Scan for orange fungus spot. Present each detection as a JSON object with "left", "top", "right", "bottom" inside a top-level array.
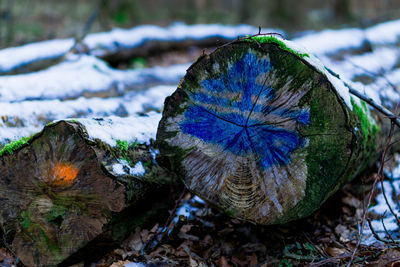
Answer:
[{"left": 52, "top": 163, "right": 79, "bottom": 187}]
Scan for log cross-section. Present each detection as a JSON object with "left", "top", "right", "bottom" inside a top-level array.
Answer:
[
  {"left": 0, "top": 114, "right": 176, "bottom": 266},
  {"left": 157, "top": 37, "right": 379, "bottom": 225}
]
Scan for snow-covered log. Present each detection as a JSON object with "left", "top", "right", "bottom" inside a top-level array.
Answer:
[
  {"left": 0, "top": 113, "right": 180, "bottom": 267},
  {"left": 0, "top": 85, "right": 176, "bottom": 145},
  {"left": 156, "top": 36, "right": 389, "bottom": 225},
  {"left": 0, "top": 24, "right": 266, "bottom": 75},
  {"left": 0, "top": 56, "right": 186, "bottom": 102},
  {"left": 1, "top": 19, "right": 399, "bottom": 76}
]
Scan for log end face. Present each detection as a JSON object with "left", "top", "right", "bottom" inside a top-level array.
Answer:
[
  {"left": 158, "top": 41, "right": 359, "bottom": 224},
  {"left": 0, "top": 121, "right": 126, "bottom": 266}
]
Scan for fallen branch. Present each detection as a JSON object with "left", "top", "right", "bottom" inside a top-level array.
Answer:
[{"left": 347, "top": 112, "right": 397, "bottom": 266}]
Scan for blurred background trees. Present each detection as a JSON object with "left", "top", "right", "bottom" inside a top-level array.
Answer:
[{"left": 0, "top": 0, "right": 399, "bottom": 48}]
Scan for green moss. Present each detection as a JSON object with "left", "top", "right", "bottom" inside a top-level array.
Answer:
[
  {"left": 243, "top": 35, "right": 310, "bottom": 58},
  {"left": 0, "top": 136, "right": 32, "bottom": 157},
  {"left": 117, "top": 139, "right": 130, "bottom": 163},
  {"left": 143, "top": 161, "right": 151, "bottom": 167},
  {"left": 372, "top": 123, "right": 380, "bottom": 139},
  {"left": 20, "top": 210, "right": 32, "bottom": 229},
  {"left": 225, "top": 209, "right": 236, "bottom": 217},
  {"left": 351, "top": 97, "right": 376, "bottom": 148}
]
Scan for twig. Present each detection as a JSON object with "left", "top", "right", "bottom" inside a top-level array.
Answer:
[
  {"left": 380, "top": 176, "right": 400, "bottom": 226},
  {"left": 347, "top": 113, "right": 397, "bottom": 266},
  {"left": 5, "top": 0, "right": 14, "bottom": 46},
  {"left": 142, "top": 188, "right": 187, "bottom": 254},
  {"left": 381, "top": 212, "right": 397, "bottom": 243},
  {"left": 325, "top": 67, "right": 400, "bottom": 128},
  {"left": 214, "top": 30, "right": 285, "bottom": 53},
  {"left": 367, "top": 218, "right": 385, "bottom": 242},
  {"left": 388, "top": 179, "right": 400, "bottom": 210},
  {"left": 70, "top": 0, "right": 105, "bottom": 54},
  {"left": 367, "top": 216, "right": 400, "bottom": 244},
  {"left": 310, "top": 253, "right": 351, "bottom": 267}
]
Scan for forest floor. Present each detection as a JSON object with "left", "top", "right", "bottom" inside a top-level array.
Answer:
[
  {"left": 92, "top": 162, "right": 400, "bottom": 267},
  {"left": 1, "top": 162, "right": 395, "bottom": 266}
]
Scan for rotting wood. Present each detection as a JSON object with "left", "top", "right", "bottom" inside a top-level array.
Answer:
[
  {"left": 0, "top": 114, "right": 180, "bottom": 266},
  {"left": 156, "top": 36, "right": 389, "bottom": 225}
]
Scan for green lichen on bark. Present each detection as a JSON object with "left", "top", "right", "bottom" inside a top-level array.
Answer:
[{"left": 351, "top": 96, "right": 380, "bottom": 148}]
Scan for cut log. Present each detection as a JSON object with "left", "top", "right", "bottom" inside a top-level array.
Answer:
[
  {"left": 0, "top": 113, "right": 178, "bottom": 266},
  {"left": 157, "top": 36, "right": 384, "bottom": 225}
]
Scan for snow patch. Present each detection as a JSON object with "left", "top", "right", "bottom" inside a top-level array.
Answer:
[
  {"left": 364, "top": 155, "right": 400, "bottom": 245},
  {"left": 125, "top": 262, "right": 146, "bottom": 267},
  {"left": 112, "top": 160, "right": 146, "bottom": 177},
  {"left": 295, "top": 28, "right": 365, "bottom": 55},
  {"left": 323, "top": 47, "right": 400, "bottom": 81},
  {"left": 72, "top": 112, "right": 161, "bottom": 147}
]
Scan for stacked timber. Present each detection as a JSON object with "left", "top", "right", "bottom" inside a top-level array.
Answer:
[{"left": 0, "top": 20, "right": 399, "bottom": 266}]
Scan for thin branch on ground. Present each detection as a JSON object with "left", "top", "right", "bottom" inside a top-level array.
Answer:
[
  {"left": 381, "top": 212, "right": 397, "bottom": 243},
  {"left": 214, "top": 30, "right": 285, "bottom": 53},
  {"left": 367, "top": 216, "right": 400, "bottom": 244},
  {"left": 347, "top": 117, "right": 397, "bottom": 266},
  {"left": 388, "top": 179, "right": 400, "bottom": 210},
  {"left": 380, "top": 177, "right": 400, "bottom": 226},
  {"left": 142, "top": 188, "right": 187, "bottom": 254},
  {"left": 70, "top": 0, "right": 106, "bottom": 54},
  {"left": 325, "top": 67, "right": 400, "bottom": 128}
]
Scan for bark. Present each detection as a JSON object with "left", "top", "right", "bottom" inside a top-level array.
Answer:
[
  {"left": 0, "top": 115, "right": 178, "bottom": 266},
  {"left": 156, "top": 37, "right": 384, "bottom": 225}
]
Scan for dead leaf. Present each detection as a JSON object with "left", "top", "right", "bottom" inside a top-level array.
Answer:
[
  {"left": 368, "top": 248, "right": 400, "bottom": 266},
  {"left": 124, "top": 227, "right": 144, "bottom": 252},
  {"left": 335, "top": 224, "right": 351, "bottom": 243},
  {"left": 342, "top": 196, "right": 362, "bottom": 209},
  {"left": 326, "top": 246, "right": 347, "bottom": 257},
  {"left": 248, "top": 253, "right": 258, "bottom": 266},
  {"left": 215, "top": 256, "right": 233, "bottom": 267}
]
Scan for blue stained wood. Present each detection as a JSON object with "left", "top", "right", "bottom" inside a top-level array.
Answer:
[
  {"left": 157, "top": 41, "right": 370, "bottom": 225},
  {"left": 179, "top": 52, "right": 310, "bottom": 170}
]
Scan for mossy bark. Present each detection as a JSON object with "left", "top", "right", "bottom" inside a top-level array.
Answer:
[
  {"left": 0, "top": 120, "right": 178, "bottom": 266},
  {"left": 157, "top": 40, "right": 381, "bottom": 225}
]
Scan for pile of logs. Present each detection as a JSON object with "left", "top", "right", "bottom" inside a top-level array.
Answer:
[{"left": 0, "top": 21, "right": 399, "bottom": 266}]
